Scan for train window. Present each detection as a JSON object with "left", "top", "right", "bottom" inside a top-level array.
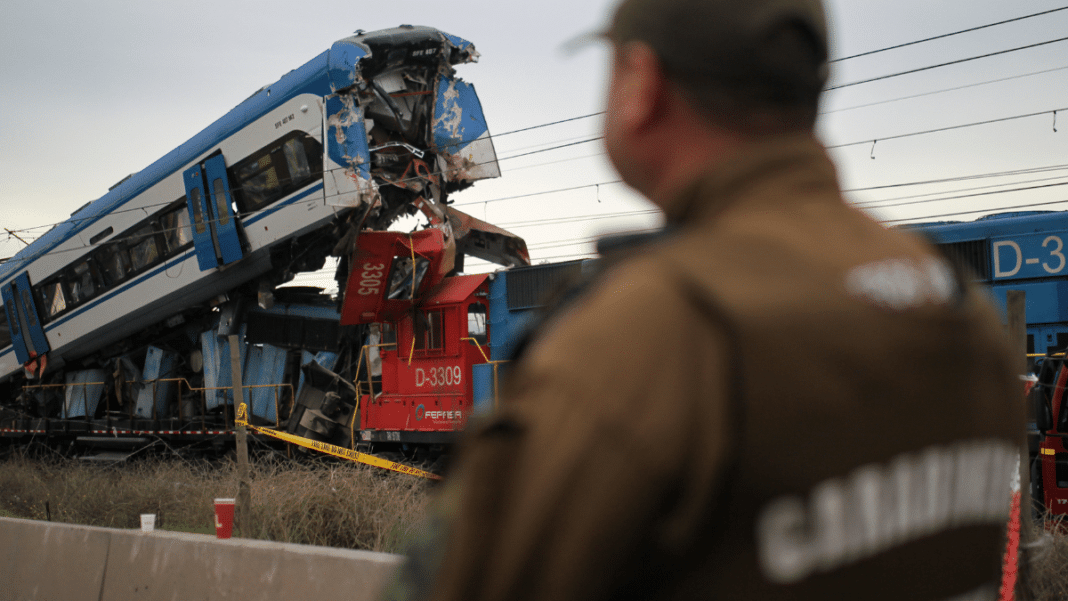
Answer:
[
  {"left": 5, "top": 300, "right": 19, "bottom": 340},
  {"left": 283, "top": 137, "right": 311, "bottom": 181},
  {"left": 160, "top": 206, "right": 192, "bottom": 252},
  {"left": 379, "top": 322, "right": 397, "bottom": 346},
  {"left": 98, "top": 245, "right": 132, "bottom": 287},
  {"left": 89, "top": 227, "right": 114, "bottom": 246},
  {"left": 129, "top": 224, "right": 160, "bottom": 271},
  {"left": 69, "top": 261, "right": 101, "bottom": 304},
  {"left": 467, "top": 303, "right": 487, "bottom": 345},
  {"left": 232, "top": 132, "right": 322, "bottom": 213},
  {"left": 21, "top": 289, "right": 39, "bottom": 328},
  {"left": 387, "top": 256, "right": 430, "bottom": 300},
  {"left": 213, "top": 179, "right": 231, "bottom": 226},
  {"left": 236, "top": 155, "right": 280, "bottom": 212},
  {"left": 414, "top": 310, "right": 443, "bottom": 351},
  {"left": 190, "top": 188, "right": 207, "bottom": 234},
  {"left": 41, "top": 281, "right": 67, "bottom": 320},
  {"left": 0, "top": 305, "right": 9, "bottom": 349}
]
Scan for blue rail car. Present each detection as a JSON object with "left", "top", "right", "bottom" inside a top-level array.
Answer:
[{"left": 907, "top": 211, "right": 1068, "bottom": 355}]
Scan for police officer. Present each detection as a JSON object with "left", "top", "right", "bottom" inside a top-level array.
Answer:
[{"left": 385, "top": 0, "right": 1023, "bottom": 599}]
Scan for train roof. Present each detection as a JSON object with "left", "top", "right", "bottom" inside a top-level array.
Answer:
[
  {"left": 903, "top": 210, "right": 1068, "bottom": 242},
  {"left": 0, "top": 26, "right": 476, "bottom": 286}
]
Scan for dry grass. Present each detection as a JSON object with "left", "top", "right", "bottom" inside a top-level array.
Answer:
[
  {"left": 0, "top": 452, "right": 431, "bottom": 553},
  {"left": 1025, "top": 517, "right": 1068, "bottom": 601}
]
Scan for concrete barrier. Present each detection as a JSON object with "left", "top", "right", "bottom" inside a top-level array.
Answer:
[{"left": 0, "top": 517, "right": 402, "bottom": 601}]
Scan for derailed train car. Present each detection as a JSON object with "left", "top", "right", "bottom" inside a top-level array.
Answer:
[{"left": 0, "top": 26, "right": 529, "bottom": 458}]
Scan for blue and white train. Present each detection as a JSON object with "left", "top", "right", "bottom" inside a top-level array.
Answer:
[
  {"left": 0, "top": 26, "right": 509, "bottom": 452},
  {"left": 908, "top": 210, "right": 1068, "bottom": 357}
]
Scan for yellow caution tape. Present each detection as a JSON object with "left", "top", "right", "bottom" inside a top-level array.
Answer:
[{"left": 236, "top": 404, "right": 441, "bottom": 480}]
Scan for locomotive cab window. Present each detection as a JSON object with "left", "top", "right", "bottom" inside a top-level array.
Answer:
[
  {"left": 414, "top": 310, "right": 443, "bottom": 352},
  {"left": 232, "top": 131, "right": 323, "bottom": 213},
  {"left": 379, "top": 322, "right": 397, "bottom": 347},
  {"left": 388, "top": 256, "right": 430, "bottom": 300},
  {"left": 467, "top": 303, "right": 487, "bottom": 345}
]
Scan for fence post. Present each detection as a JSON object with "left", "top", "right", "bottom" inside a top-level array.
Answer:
[
  {"left": 229, "top": 334, "right": 253, "bottom": 538},
  {"left": 1007, "top": 290, "right": 1031, "bottom": 601}
]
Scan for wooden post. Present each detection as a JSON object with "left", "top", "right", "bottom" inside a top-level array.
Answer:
[
  {"left": 229, "top": 334, "right": 253, "bottom": 538},
  {"left": 1007, "top": 290, "right": 1031, "bottom": 601}
]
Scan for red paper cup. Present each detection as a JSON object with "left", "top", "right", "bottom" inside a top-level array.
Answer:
[{"left": 214, "top": 498, "right": 235, "bottom": 539}]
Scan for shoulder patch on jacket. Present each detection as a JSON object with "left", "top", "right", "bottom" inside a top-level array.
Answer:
[{"left": 844, "top": 256, "right": 958, "bottom": 311}]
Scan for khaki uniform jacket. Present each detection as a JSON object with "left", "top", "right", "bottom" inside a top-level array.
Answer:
[{"left": 393, "top": 135, "right": 1022, "bottom": 601}]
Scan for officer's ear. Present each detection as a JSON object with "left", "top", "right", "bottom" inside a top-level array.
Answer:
[{"left": 611, "top": 41, "right": 667, "bottom": 133}]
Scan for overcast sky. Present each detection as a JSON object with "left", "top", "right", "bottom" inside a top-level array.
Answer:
[{"left": 2, "top": 0, "right": 1067, "bottom": 284}]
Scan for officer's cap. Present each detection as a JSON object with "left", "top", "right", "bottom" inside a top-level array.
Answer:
[{"left": 599, "top": 0, "right": 830, "bottom": 107}]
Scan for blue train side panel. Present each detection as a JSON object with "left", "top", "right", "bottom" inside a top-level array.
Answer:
[
  {"left": 470, "top": 260, "right": 596, "bottom": 412},
  {"left": 908, "top": 210, "right": 1068, "bottom": 355}
]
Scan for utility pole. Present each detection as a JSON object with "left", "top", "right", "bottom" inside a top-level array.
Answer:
[
  {"left": 1007, "top": 290, "right": 1031, "bottom": 601},
  {"left": 229, "top": 334, "right": 252, "bottom": 538}
]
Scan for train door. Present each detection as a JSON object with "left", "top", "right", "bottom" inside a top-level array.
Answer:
[
  {"left": 184, "top": 154, "right": 244, "bottom": 271},
  {"left": 1, "top": 273, "right": 50, "bottom": 364}
]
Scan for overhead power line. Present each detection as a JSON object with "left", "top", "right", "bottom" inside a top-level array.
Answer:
[
  {"left": 498, "top": 137, "right": 603, "bottom": 161},
  {"left": 821, "top": 65, "right": 1068, "bottom": 115},
  {"left": 858, "top": 179, "right": 1068, "bottom": 211},
  {"left": 854, "top": 173, "right": 1068, "bottom": 207},
  {"left": 494, "top": 112, "right": 604, "bottom": 138},
  {"left": 842, "top": 163, "right": 1068, "bottom": 193},
  {"left": 827, "top": 106, "right": 1068, "bottom": 150},
  {"left": 827, "top": 35, "right": 1068, "bottom": 91},
  {"left": 453, "top": 180, "right": 624, "bottom": 208},
  {"left": 831, "top": 6, "right": 1068, "bottom": 63}
]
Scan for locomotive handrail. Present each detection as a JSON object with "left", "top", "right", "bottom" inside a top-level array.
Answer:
[
  {"left": 460, "top": 337, "right": 491, "bottom": 363},
  {"left": 351, "top": 342, "right": 398, "bottom": 450}
]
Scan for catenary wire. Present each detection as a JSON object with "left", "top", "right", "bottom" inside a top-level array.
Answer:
[
  {"left": 830, "top": 6, "right": 1068, "bottom": 63},
  {"left": 826, "top": 36, "right": 1068, "bottom": 91},
  {"left": 821, "top": 65, "right": 1068, "bottom": 115},
  {"left": 853, "top": 174, "right": 1068, "bottom": 208},
  {"left": 842, "top": 163, "right": 1068, "bottom": 193},
  {"left": 826, "top": 106, "right": 1068, "bottom": 150}
]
